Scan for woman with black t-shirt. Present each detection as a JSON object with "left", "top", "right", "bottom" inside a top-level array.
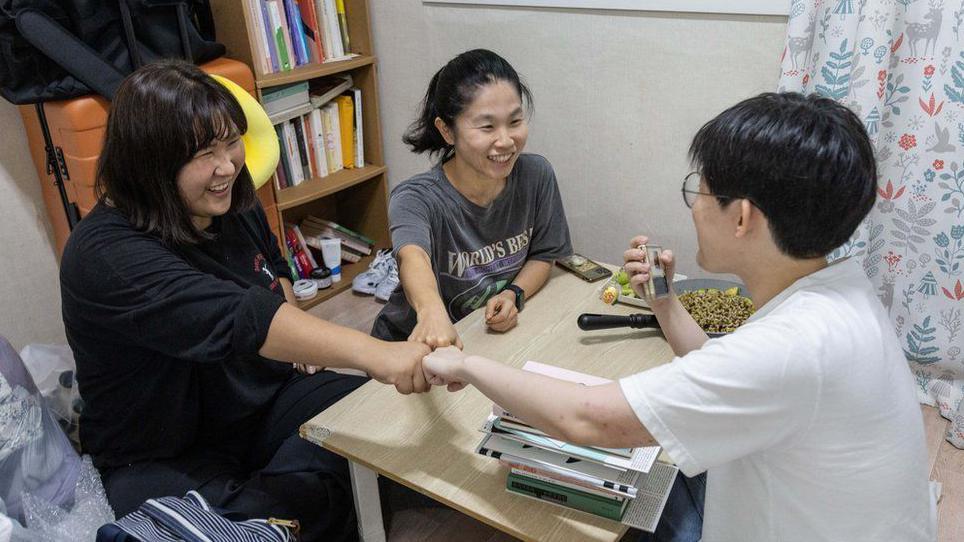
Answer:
[{"left": 59, "top": 60, "right": 430, "bottom": 541}]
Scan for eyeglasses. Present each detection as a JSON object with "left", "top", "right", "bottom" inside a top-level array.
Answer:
[{"left": 680, "top": 171, "right": 760, "bottom": 211}]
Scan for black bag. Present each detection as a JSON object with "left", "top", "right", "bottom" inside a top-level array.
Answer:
[{"left": 0, "top": 0, "right": 225, "bottom": 104}]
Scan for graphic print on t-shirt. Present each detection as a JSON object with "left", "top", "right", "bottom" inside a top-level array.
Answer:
[
  {"left": 443, "top": 227, "right": 532, "bottom": 316},
  {"left": 253, "top": 253, "right": 280, "bottom": 291}
]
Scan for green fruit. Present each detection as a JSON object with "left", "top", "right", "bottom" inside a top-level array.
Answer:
[
  {"left": 621, "top": 285, "right": 634, "bottom": 297},
  {"left": 616, "top": 269, "right": 630, "bottom": 285}
]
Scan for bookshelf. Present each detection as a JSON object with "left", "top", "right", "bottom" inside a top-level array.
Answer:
[{"left": 210, "top": 0, "right": 389, "bottom": 310}]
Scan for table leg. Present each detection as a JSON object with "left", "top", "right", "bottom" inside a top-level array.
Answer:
[{"left": 349, "top": 461, "right": 386, "bottom": 542}]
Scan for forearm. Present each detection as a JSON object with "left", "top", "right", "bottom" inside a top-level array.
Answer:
[
  {"left": 260, "top": 303, "right": 382, "bottom": 372},
  {"left": 650, "top": 295, "right": 708, "bottom": 356},
  {"left": 460, "top": 355, "right": 655, "bottom": 449},
  {"left": 511, "top": 259, "right": 552, "bottom": 299},
  {"left": 398, "top": 246, "right": 447, "bottom": 317}
]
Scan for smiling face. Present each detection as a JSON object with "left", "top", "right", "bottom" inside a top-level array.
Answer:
[
  {"left": 440, "top": 80, "right": 528, "bottom": 184},
  {"left": 176, "top": 129, "right": 245, "bottom": 230}
]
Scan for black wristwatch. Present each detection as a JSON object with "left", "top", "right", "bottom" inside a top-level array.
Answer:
[{"left": 504, "top": 284, "right": 525, "bottom": 311}]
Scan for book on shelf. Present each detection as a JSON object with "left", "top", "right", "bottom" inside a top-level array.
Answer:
[
  {"left": 244, "top": 0, "right": 353, "bottom": 74},
  {"left": 300, "top": 215, "right": 374, "bottom": 257},
  {"left": 273, "top": 0, "right": 296, "bottom": 71},
  {"left": 334, "top": 0, "right": 350, "bottom": 53},
  {"left": 333, "top": 94, "right": 354, "bottom": 169},
  {"left": 291, "top": 117, "right": 313, "bottom": 180},
  {"left": 263, "top": 82, "right": 311, "bottom": 123},
  {"left": 310, "top": 75, "right": 353, "bottom": 106},
  {"left": 280, "top": 121, "right": 305, "bottom": 185},
  {"left": 296, "top": 0, "right": 324, "bottom": 62},
  {"left": 246, "top": 0, "right": 275, "bottom": 73},
  {"left": 270, "top": 80, "right": 366, "bottom": 187},
  {"left": 282, "top": 0, "right": 308, "bottom": 66},
  {"left": 300, "top": 223, "right": 372, "bottom": 256},
  {"left": 274, "top": 125, "right": 292, "bottom": 189},
  {"left": 351, "top": 87, "right": 364, "bottom": 168},
  {"left": 320, "top": 0, "right": 343, "bottom": 58},
  {"left": 323, "top": 102, "right": 343, "bottom": 173},
  {"left": 340, "top": 244, "right": 365, "bottom": 263},
  {"left": 308, "top": 108, "right": 330, "bottom": 176},
  {"left": 263, "top": 0, "right": 290, "bottom": 72},
  {"left": 303, "top": 215, "right": 375, "bottom": 246}
]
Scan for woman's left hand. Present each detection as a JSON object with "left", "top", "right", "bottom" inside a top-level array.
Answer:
[{"left": 485, "top": 291, "right": 519, "bottom": 332}]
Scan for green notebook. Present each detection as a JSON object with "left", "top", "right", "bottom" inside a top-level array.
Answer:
[{"left": 506, "top": 472, "right": 629, "bottom": 521}]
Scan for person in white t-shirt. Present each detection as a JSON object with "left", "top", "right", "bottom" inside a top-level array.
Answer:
[{"left": 420, "top": 92, "right": 934, "bottom": 542}]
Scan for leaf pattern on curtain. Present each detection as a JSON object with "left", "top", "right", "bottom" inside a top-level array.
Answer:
[{"left": 779, "top": 0, "right": 964, "bottom": 448}]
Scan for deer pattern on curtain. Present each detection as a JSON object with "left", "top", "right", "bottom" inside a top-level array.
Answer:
[{"left": 778, "top": 0, "right": 964, "bottom": 447}]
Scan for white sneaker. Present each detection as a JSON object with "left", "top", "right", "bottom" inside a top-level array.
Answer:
[
  {"left": 352, "top": 249, "right": 393, "bottom": 295},
  {"left": 374, "top": 260, "right": 399, "bottom": 302}
]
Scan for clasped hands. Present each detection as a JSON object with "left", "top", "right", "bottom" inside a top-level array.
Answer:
[
  {"left": 418, "top": 237, "right": 676, "bottom": 394},
  {"left": 389, "top": 291, "right": 516, "bottom": 394}
]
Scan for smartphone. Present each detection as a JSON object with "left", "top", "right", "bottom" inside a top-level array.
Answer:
[{"left": 556, "top": 254, "right": 613, "bottom": 282}]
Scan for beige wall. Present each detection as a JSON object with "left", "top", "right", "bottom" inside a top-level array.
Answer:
[
  {"left": 370, "top": 1, "right": 787, "bottom": 278},
  {"left": 0, "top": 4, "right": 786, "bottom": 349},
  {"left": 0, "top": 102, "right": 66, "bottom": 350}
]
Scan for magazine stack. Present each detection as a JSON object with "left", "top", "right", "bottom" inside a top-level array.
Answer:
[{"left": 475, "top": 361, "right": 679, "bottom": 532}]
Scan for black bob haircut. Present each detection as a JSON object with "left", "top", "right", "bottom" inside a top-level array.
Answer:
[
  {"left": 96, "top": 59, "right": 256, "bottom": 246},
  {"left": 403, "top": 48, "right": 533, "bottom": 163},
  {"left": 689, "top": 92, "right": 877, "bottom": 259}
]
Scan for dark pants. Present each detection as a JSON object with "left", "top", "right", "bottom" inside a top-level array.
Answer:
[
  {"left": 101, "top": 370, "right": 368, "bottom": 542},
  {"left": 639, "top": 472, "right": 706, "bottom": 542}
]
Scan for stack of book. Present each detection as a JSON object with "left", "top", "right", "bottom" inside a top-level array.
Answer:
[
  {"left": 243, "top": 0, "right": 354, "bottom": 74},
  {"left": 266, "top": 75, "right": 364, "bottom": 189},
  {"left": 299, "top": 215, "right": 374, "bottom": 264},
  {"left": 475, "top": 362, "right": 678, "bottom": 532}
]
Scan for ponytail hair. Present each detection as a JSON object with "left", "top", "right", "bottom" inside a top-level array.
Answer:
[{"left": 402, "top": 49, "right": 533, "bottom": 163}]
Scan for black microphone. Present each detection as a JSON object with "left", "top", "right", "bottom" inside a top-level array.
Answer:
[{"left": 577, "top": 313, "right": 660, "bottom": 331}]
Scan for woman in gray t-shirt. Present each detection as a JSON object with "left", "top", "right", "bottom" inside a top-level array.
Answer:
[{"left": 370, "top": 49, "right": 572, "bottom": 345}]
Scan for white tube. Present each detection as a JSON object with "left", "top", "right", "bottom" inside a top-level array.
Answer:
[{"left": 319, "top": 238, "right": 342, "bottom": 282}]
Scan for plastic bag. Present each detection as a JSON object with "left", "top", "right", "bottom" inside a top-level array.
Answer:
[
  {"left": 0, "top": 335, "right": 118, "bottom": 539},
  {"left": 17, "top": 345, "right": 82, "bottom": 444},
  {"left": 22, "top": 456, "right": 114, "bottom": 541}
]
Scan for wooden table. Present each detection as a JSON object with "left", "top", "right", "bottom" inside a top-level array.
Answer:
[{"left": 301, "top": 267, "right": 676, "bottom": 541}]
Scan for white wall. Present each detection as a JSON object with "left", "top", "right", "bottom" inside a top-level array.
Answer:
[
  {"left": 370, "top": 1, "right": 787, "bottom": 278},
  {"left": 0, "top": 103, "right": 66, "bottom": 350},
  {"left": 0, "top": 4, "right": 787, "bottom": 349}
]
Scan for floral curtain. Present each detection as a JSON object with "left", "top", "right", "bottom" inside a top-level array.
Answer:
[{"left": 778, "top": 0, "right": 964, "bottom": 447}]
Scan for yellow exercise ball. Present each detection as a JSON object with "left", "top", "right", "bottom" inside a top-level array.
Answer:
[{"left": 210, "top": 74, "right": 279, "bottom": 190}]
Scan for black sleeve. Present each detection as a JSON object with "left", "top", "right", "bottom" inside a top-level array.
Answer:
[{"left": 60, "top": 215, "right": 284, "bottom": 364}]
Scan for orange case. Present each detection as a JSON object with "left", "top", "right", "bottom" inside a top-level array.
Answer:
[{"left": 19, "top": 57, "right": 280, "bottom": 257}]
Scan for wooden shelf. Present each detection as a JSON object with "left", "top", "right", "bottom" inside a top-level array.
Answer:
[
  {"left": 257, "top": 56, "right": 376, "bottom": 89},
  {"left": 297, "top": 252, "right": 378, "bottom": 310},
  {"left": 276, "top": 164, "right": 387, "bottom": 210},
  {"left": 212, "top": 0, "right": 389, "bottom": 309}
]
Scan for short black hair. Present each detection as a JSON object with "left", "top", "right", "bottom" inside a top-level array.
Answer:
[
  {"left": 96, "top": 59, "right": 256, "bottom": 245},
  {"left": 403, "top": 49, "right": 533, "bottom": 163},
  {"left": 689, "top": 92, "right": 877, "bottom": 259}
]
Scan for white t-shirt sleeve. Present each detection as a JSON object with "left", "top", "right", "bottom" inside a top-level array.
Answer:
[{"left": 619, "top": 320, "right": 822, "bottom": 477}]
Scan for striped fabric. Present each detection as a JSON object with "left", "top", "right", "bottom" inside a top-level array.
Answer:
[{"left": 111, "top": 491, "right": 295, "bottom": 542}]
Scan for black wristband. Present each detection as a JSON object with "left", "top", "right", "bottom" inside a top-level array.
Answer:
[{"left": 504, "top": 284, "right": 525, "bottom": 312}]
